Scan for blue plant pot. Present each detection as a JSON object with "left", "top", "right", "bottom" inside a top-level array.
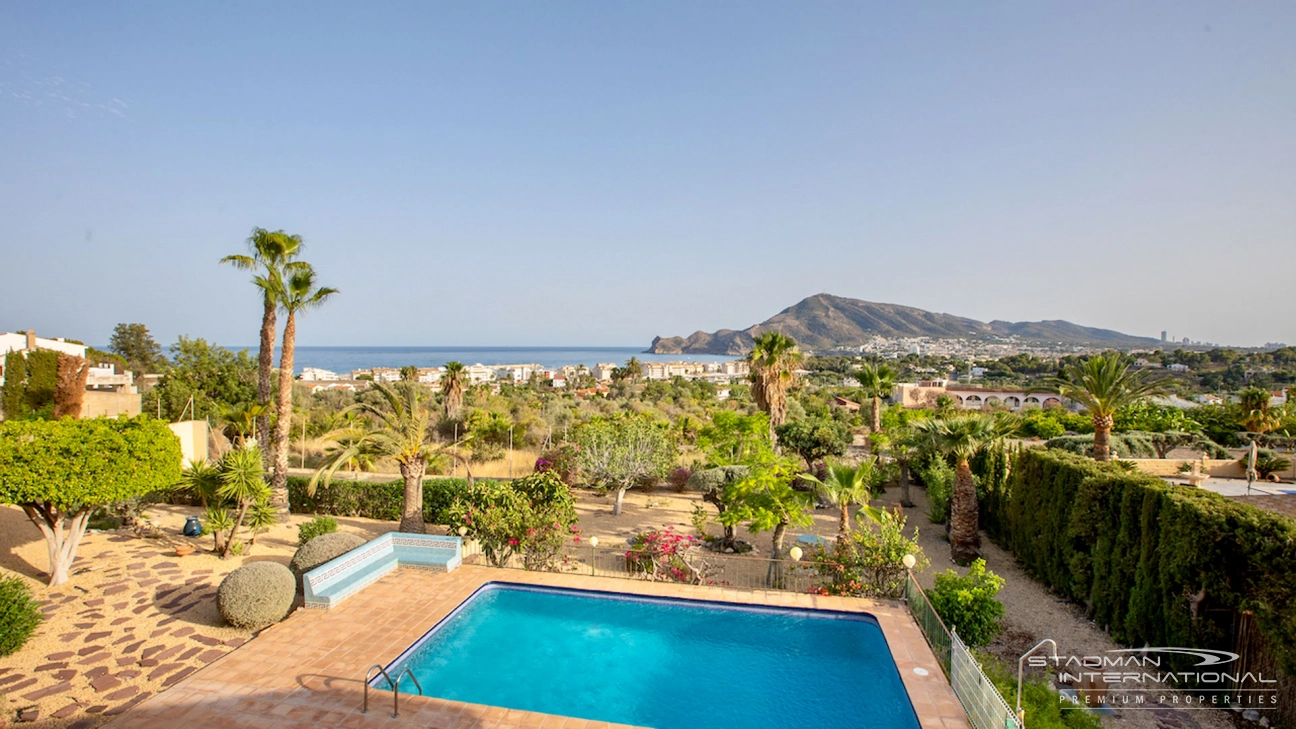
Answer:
[{"left": 183, "top": 515, "right": 202, "bottom": 537}]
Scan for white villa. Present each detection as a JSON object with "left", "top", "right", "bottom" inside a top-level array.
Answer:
[{"left": 893, "top": 380, "right": 1069, "bottom": 411}]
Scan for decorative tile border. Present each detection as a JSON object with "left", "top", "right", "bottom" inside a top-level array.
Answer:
[{"left": 302, "top": 533, "right": 463, "bottom": 610}]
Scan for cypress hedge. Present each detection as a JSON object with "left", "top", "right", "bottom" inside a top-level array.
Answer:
[
  {"left": 989, "top": 449, "right": 1296, "bottom": 676},
  {"left": 287, "top": 475, "right": 469, "bottom": 526}
]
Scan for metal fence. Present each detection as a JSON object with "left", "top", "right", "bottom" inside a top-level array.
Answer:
[{"left": 905, "top": 572, "right": 1019, "bottom": 729}]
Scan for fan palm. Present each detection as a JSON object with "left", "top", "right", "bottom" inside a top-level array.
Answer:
[
  {"left": 1238, "top": 387, "right": 1279, "bottom": 434},
  {"left": 748, "top": 331, "right": 803, "bottom": 442},
  {"left": 269, "top": 266, "right": 338, "bottom": 517},
  {"left": 310, "top": 382, "right": 451, "bottom": 533},
  {"left": 799, "top": 460, "right": 883, "bottom": 551},
  {"left": 912, "top": 414, "right": 1006, "bottom": 564},
  {"left": 220, "top": 228, "right": 304, "bottom": 449},
  {"left": 218, "top": 401, "right": 270, "bottom": 446},
  {"left": 855, "top": 362, "right": 898, "bottom": 432},
  {"left": 442, "top": 361, "right": 467, "bottom": 418},
  {"left": 177, "top": 459, "right": 221, "bottom": 508},
  {"left": 1051, "top": 354, "right": 1162, "bottom": 462}
]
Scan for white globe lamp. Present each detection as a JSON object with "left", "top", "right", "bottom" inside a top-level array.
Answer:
[
  {"left": 902, "top": 553, "right": 917, "bottom": 569},
  {"left": 788, "top": 546, "right": 803, "bottom": 561}
]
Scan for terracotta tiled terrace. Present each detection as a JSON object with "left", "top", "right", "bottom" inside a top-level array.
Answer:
[{"left": 103, "top": 565, "right": 971, "bottom": 729}]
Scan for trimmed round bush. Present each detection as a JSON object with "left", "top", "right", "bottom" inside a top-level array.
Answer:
[
  {"left": 0, "top": 575, "right": 43, "bottom": 656},
  {"left": 216, "top": 562, "right": 295, "bottom": 630},
  {"left": 289, "top": 532, "right": 366, "bottom": 596}
]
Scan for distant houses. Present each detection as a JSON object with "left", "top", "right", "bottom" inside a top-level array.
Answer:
[{"left": 297, "top": 358, "right": 750, "bottom": 390}]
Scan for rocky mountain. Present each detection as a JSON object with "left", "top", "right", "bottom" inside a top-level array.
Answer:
[{"left": 647, "top": 294, "right": 1158, "bottom": 355}]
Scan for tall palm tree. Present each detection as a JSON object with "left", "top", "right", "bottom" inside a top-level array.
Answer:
[
  {"left": 800, "top": 460, "right": 882, "bottom": 552},
  {"left": 1051, "top": 354, "right": 1162, "bottom": 462},
  {"left": 854, "top": 362, "right": 898, "bottom": 432},
  {"left": 269, "top": 266, "right": 338, "bottom": 518},
  {"left": 310, "top": 382, "right": 445, "bottom": 533},
  {"left": 220, "top": 228, "right": 304, "bottom": 450},
  {"left": 441, "top": 361, "right": 467, "bottom": 418},
  {"left": 748, "top": 331, "right": 803, "bottom": 442},
  {"left": 887, "top": 430, "right": 920, "bottom": 508},
  {"left": 912, "top": 414, "right": 1005, "bottom": 564}
]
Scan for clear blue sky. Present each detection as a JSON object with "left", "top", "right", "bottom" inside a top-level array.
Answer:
[{"left": 3, "top": 2, "right": 1293, "bottom": 348}]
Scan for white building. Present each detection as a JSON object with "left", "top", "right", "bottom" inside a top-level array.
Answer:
[
  {"left": 493, "top": 364, "right": 542, "bottom": 382},
  {"left": 592, "top": 362, "right": 618, "bottom": 382},
  {"left": 466, "top": 364, "right": 495, "bottom": 384},
  {"left": 300, "top": 367, "right": 340, "bottom": 382},
  {"left": 0, "top": 331, "right": 88, "bottom": 386},
  {"left": 0, "top": 331, "right": 139, "bottom": 417}
]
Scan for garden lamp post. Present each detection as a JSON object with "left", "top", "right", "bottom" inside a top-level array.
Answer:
[
  {"left": 588, "top": 536, "right": 599, "bottom": 576},
  {"left": 901, "top": 553, "right": 917, "bottom": 602}
]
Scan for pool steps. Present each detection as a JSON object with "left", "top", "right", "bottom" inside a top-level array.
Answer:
[{"left": 302, "top": 533, "right": 463, "bottom": 610}]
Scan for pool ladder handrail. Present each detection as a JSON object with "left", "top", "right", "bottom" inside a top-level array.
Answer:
[{"left": 362, "top": 664, "right": 423, "bottom": 718}]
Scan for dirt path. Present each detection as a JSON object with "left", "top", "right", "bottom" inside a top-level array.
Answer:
[{"left": 877, "top": 485, "right": 1239, "bottom": 729}]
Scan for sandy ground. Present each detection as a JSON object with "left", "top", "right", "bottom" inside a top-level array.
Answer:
[{"left": 1, "top": 483, "right": 1244, "bottom": 729}]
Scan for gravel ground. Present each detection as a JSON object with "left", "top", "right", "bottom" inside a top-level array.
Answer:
[{"left": 876, "top": 485, "right": 1241, "bottom": 729}]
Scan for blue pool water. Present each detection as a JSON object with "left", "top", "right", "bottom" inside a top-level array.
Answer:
[{"left": 382, "top": 583, "right": 920, "bottom": 729}]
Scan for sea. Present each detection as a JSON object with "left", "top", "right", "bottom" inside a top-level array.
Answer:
[{"left": 278, "top": 346, "right": 737, "bottom": 376}]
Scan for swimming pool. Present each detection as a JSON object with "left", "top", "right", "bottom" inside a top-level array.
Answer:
[{"left": 381, "top": 582, "right": 921, "bottom": 729}]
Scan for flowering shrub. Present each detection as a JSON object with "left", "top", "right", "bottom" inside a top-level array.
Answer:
[
  {"left": 625, "top": 527, "right": 700, "bottom": 583},
  {"left": 447, "top": 472, "right": 578, "bottom": 571},
  {"left": 536, "top": 442, "right": 581, "bottom": 485},
  {"left": 809, "top": 508, "right": 927, "bottom": 598}
]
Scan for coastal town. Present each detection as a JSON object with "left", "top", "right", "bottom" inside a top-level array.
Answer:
[{"left": 4, "top": 4, "right": 1294, "bottom": 729}]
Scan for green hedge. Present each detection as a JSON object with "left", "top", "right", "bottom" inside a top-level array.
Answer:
[
  {"left": 287, "top": 476, "right": 469, "bottom": 525},
  {"left": 990, "top": 449, "right": 1296, "bottom": 677}
]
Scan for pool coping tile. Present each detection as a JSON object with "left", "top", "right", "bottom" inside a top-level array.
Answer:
[{"left": 102, "top": 565, "right": 970, "bottom": 729}]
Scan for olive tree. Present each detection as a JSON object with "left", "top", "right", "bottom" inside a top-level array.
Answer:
[
  {"left": 576, "top": 417, "right": 676, "bottom": 515},
  {"left": 773, "top": 417, "right": 851, "bottom": 470},
  {"left": 0, "top": 417, "right": 181, "bottom": 586}
]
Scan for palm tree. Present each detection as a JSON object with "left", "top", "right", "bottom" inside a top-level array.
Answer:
[
  {"left": 887, "top": 431, "right": 920, "bottom": 508},
  {"left": 1051, "top": 354, "right": 1162, "bottom": 462},
  {"left": 855, "top": 362, "right": 898, "bottom": 432},
  {"left": 217, "top": 444, "right": 269, "bottom": 558},
  {"left": 441, "top": 361, "right": 467, "bottom": 418},
  {"left": 748, "top": 331, "right": 803, "bottom": 442},
  {"left": 269, "top": 266, "right": 338, "bottom": 518},
  {"left": 1238, "top": 387, "right": 1278, "bottom": 434},
  {"left": 800, "top": 460, "right": 882, "bottom": 552},
  {"left": 310, "top": 382, "right": 448, "bottom": 533},
  {"left": 624, "top": 357, "right": 643, "bottom": 382},
  {"left": 912, "top": 414, "right": 1005, "bottom": 564},
  {"left": 218, "top": 401, "right": 270, "bottom": 446},
  {"left": 220, "top": 228, "right": 304, "bottom": 450}
]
